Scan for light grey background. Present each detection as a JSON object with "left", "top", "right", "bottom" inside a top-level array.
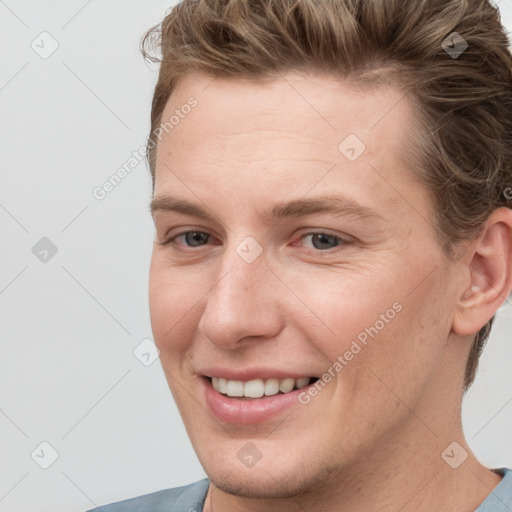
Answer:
[{"left": 1, "top": 1, "right": 511, "bottom": 511}]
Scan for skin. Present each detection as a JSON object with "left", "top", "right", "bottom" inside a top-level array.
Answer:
[{"left": 148, "top": 70, "right": 512, "bottom": 512}]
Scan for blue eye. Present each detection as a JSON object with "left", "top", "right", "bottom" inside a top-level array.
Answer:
[
  {"left": 301, "top": 232, "right": 344, "bottom": 251},
  {"left": 172, "top": 231, "right": 211, "bottom": 247},
  {"left": 162, "top": 229, "right": 350, "bottom": 254}
]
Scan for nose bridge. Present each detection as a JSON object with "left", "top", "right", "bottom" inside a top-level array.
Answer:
[
  {"left": 198, "top": 235, "right": 281, "bottom": 346},
  {"left": 217, "top": 235, "right": 270, "bottom": 295}
]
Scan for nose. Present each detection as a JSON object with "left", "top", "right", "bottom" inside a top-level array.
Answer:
[{"left": 197, "top": 240, "right": 283, "bottom": 349}]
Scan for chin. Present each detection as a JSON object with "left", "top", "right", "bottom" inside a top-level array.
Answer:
[
  {"left": 205, "top": 458, "right": 336, "bottom": 499},
  {"left": 210, "top": 473, "right": 306, "bottom": 499}
]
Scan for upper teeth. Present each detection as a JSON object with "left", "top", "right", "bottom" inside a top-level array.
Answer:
[{"left": 211, "top": 377, "right": 312, "bottom": 398}]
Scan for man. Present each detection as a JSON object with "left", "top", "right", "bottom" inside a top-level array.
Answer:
[{"left": 87, "top": 0, "right": 512, "bottom": 510}]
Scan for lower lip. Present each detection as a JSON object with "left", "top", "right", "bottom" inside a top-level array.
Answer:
[{"left": 202, "top": 377, "right": 314, "bottom": 425}]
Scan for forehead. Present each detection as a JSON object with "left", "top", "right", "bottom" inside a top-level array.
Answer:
[
  {"left": 156, "top": 70, "right": 419, "bottom": 181},
  {"left": 153, "top": 70, "right": 428, "bottom": 225},
  {"left": 159, "top": 70, "right": 417, "bottom": 158}
]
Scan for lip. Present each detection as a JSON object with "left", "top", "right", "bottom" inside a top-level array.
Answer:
[{"left": 201, "top": 375, "right": 317, "bottom": 425}]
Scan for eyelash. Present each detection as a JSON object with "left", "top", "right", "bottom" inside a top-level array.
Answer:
[{"left": 161, "top": 229, "right": 352, "bottom": 256}]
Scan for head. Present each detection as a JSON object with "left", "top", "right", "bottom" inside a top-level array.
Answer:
[{"left": 143, "top": 0, "right": 512, "bottom": 499}]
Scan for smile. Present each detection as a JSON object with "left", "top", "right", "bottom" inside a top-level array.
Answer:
[{"left": 209, "top": 376, "right": 317, "bottom": 399}]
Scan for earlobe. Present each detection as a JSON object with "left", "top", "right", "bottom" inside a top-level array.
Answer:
[{"left": 452, "top": 207, "right": 512, "bottom": 336}]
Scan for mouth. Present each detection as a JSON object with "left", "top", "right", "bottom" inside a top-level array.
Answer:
[
  {"left": 205, "top": 375, "right": 320, "bottom": 400},
  {"left": 200, "top": 372, "right": 322, "bottom": 424}
]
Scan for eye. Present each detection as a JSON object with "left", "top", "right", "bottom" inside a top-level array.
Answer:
[
  {"left": 160, "top": 229, "right": 351, "bottom": 255},
  {"left": 164, "top": 230, "right": 212, "bottom": 248},
  {"left": 297, "top": 231, "right": 350, "bottom": 252}
]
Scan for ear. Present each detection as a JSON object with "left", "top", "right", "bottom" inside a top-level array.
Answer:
[{"left": 452, "top": 207, "right": 512, "bottom": 336}]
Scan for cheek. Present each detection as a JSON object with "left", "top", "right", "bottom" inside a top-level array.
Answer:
[
  {"left": 148, "top": 258, "right": 204, "bottom": 356},
  {"left": 292, "top": 260, "right": 450, "bottom": 392},
  {"left": 340, "top": 272, "right": 453, "bottom": 407},
  {"left": 277, "top": 261, "right": 408, "bottom": 359}
]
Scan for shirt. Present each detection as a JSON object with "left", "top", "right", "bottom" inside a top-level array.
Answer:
[{"left": 85, "top": 467, "right": 512, "bottom": 511}]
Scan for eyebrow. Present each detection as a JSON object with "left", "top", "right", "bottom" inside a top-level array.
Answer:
[{"left": 150, "top": 194, "right": 385, "bottom": 224}]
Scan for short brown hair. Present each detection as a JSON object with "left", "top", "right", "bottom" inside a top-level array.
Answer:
[{"left": 141, "top": 0, "right": 512, "bottom": 391}]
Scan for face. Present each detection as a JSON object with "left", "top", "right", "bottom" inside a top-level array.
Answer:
[{"left": 149, "top": 70, "right": 461, "bottom": 498}]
